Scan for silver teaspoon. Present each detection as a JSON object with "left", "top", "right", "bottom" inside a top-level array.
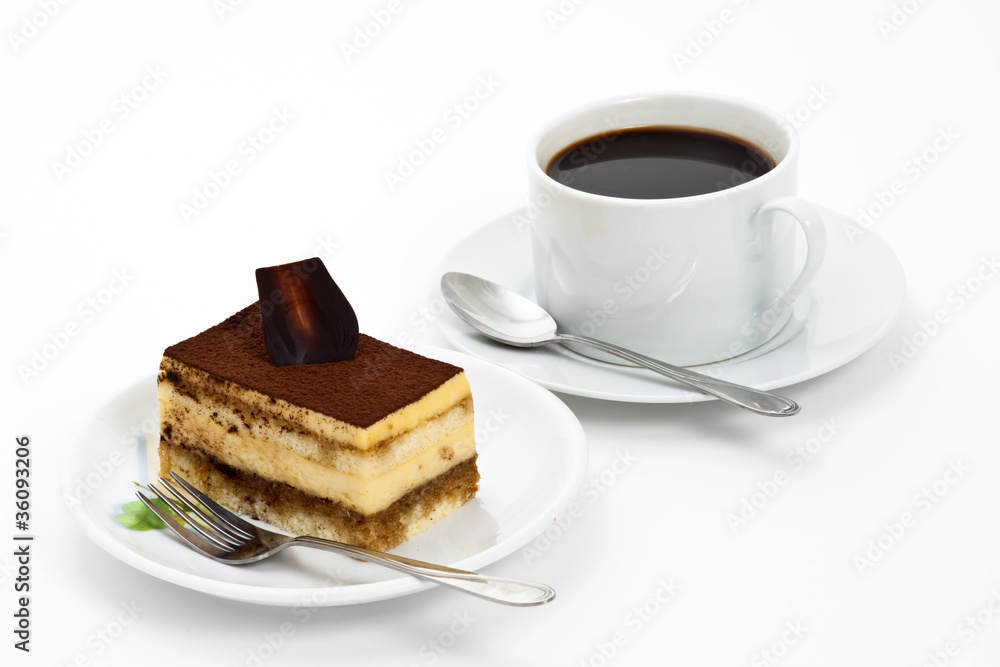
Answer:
[{"left": 440, "top": 272, "right": 800, "bottom": 417}]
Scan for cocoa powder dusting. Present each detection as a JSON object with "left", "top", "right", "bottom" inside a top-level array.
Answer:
[{"left": 163, "top": 303, "right": 463, "bottom": 428}]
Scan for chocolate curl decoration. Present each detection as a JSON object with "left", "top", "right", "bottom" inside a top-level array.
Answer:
[{"left": 255, "top": 258, "right": 359, "bottom": 366}]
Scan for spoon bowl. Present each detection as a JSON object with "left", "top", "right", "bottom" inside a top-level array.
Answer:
[{"left": 441, "top": 272, "right": 556, "bottom": 346}]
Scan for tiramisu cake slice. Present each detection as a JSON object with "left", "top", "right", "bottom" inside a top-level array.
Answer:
[{"left": 156, "top": 259, "right": 478, "bottom": 551}]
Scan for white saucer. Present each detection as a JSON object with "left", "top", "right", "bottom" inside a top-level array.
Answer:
[
  {"left": 435, "top": 205, "right": 906, "bottom": 403},
  {"left": 59, "top": 346, "right": 587, "bottom": 606}
]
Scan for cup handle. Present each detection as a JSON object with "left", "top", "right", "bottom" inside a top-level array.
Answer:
[{"left": 750, "top": 196, "right": 827, "bottom": 327}]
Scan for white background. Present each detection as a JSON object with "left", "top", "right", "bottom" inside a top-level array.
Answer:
[{"left": 3, "top": 0, "right": 1000, "bottom": 664}]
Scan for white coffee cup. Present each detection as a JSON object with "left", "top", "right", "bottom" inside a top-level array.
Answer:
[{"left": 526, "top": 92, "right": 827, "bottom": 367}]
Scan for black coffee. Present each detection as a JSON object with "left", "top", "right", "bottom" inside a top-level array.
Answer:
[{"left": 546, "top": 126, "right": 776, "bottom": 199}]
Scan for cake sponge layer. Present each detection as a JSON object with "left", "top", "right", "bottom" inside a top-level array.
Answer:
[{"left": 159, "top": 442, "right": 479, "bottom": 552}]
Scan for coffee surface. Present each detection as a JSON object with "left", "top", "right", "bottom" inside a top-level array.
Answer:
[{"left": 546, "top": 126, "right": 776, "bottom": 199}]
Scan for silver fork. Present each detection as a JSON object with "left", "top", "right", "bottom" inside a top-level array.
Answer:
[{"left": 136, "top": 473, "right": 555, "bottom": 606}]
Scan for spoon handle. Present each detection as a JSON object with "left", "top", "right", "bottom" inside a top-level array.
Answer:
[{"left": 554, "top": 333, "right": 800, "bottom": 417}]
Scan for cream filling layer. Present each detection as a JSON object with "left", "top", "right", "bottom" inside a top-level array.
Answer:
[
  {"left": 160, "top": 356, "right": 472, "bottom": 450},
  {"left": 163, "top": 409, "right": 475, "bottom": 514}
]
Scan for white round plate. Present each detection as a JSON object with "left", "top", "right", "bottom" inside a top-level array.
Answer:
[
  {"left": 59, "top": 346, "right": 587, "bottom": 606},
  {"left": 435, "top": 205, "right": 906, "bottom": 403}
]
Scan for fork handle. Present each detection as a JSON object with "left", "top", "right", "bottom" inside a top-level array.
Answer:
[{"left": 293, "top": 536, "right": 555, "bottom": 606}]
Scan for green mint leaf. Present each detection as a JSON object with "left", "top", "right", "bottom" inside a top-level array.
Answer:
[{"left": 116, "top": 499, "right": 170, "bottom": 531}]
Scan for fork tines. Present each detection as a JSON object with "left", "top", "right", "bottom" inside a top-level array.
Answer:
[{"left": 136, "top": 475, "right": 252, "bottom": 555}]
